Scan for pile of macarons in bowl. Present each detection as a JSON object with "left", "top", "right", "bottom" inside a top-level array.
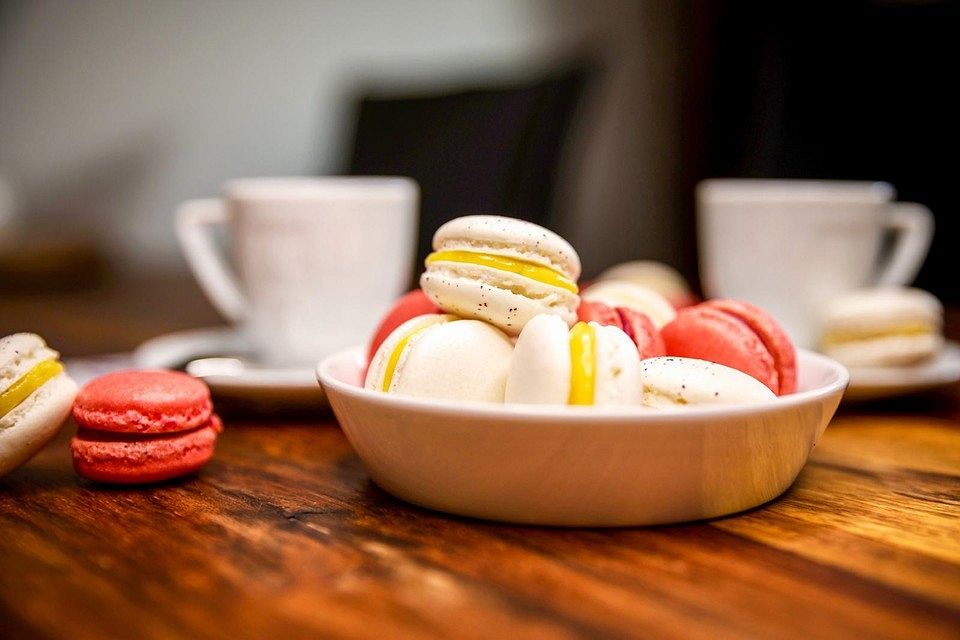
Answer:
[{"left": 318, "top": 215, "right": 849, "bottom": 527}]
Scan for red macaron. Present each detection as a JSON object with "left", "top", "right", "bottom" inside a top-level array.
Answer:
[
  {"left": 71, "top": 370, "right": 222, "bottom": 484},
  {"left": 577, "top": 300, "right": 666, "bottom": 359},
  {"left": 661, "top": 299, "right": 797, "bottom": 395}
]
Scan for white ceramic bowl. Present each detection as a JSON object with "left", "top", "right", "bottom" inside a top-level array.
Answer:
[{"left": 317, "top": 348, "right": 848, "bottom": 527}]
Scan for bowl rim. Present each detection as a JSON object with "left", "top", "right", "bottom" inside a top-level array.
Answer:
[{"left": 317, "top": 346, "right": 849, "bottom": 422}]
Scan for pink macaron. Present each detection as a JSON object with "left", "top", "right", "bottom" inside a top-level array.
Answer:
[
  {"left": 661, "top": 300, "right": 797, "bottom": 395},
  {"left": 70, "top": 370, "right": 222, "bottom": 484},
  {"left": 577, "top": 300, "right": 666, "bottom": 359}
]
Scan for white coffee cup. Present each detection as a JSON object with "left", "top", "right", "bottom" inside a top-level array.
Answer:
[
  {"left": 697, "top": 179, "right": 934, "bottom": 348},
  {"left": 176, "top": 177, "right": 419, "bottom": 365}
]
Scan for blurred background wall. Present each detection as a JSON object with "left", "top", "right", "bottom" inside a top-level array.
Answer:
[
  {"left": 2, "top": 0, "right": 955, "bottom": 302},
  {"left": 0, "top": 0, "right": 682, "bottom": 278}
]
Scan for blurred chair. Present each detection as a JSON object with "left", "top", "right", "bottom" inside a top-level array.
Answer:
[{"left": 346, "top": 64, "right": 593, "bottom": 277}]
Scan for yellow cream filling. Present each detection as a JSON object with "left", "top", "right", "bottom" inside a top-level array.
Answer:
[
  {"left": 822, "top": 323, "right": 934, "bottom": 347},
  {"left": 0, "top": 359, "right": 63, "bottom": 418},
  {"left": 568, "top": 322, "right": 596, "bottom": 405},
  {"left": 382, "top": 319, "right": 452, "bottom": 392},
  {"left": 426, "top": 250, "right": 578, "bottom": 294}
]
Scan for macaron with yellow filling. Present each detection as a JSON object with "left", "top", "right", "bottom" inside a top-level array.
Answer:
[
  {"left": 0, "top": 333, "right": 77, "bottom": 477},
  {"left": 420, "top": 215, "right": 581, "bottom": 335},
  {"left": 820, "top": 287, "right": 944, "bottom": 367},
  {"left": 505, "top": 314, "right": 642, "bottom": 406},
  {"left": 365, "top": 314, "right": 514, "bottom": 402}
]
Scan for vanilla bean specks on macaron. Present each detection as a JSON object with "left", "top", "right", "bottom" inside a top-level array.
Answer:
[{"left": 420, "top": 215, "right": 581, "bottom": 335}]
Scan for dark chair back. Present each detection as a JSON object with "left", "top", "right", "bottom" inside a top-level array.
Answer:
[{"left": 346, "top": 65, "right": 593, "bottom": 279}]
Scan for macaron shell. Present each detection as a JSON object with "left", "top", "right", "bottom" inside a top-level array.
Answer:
[
  {"left": 578, "top": 301, "right": 665, "bottom": 360},
  {"left": 432, "top": 215, "right": 581, "bottom": 279},
  {"left": 662, "top": 306, "right": 780, "bottom": 394},
  {"left": 505, "top": 314, "right": 571, "bottom": 405},
  {"left": 581, "top": 281, "right": 676, "bottom": 328},
  {"left": 387, "top": 319, "right": 514, "bottom": 402},
  {"left": 592, "top": 323, "right": 643, "bottom": 405},
  {"left": 703, "top": 299, "right": 797, "bottom": 395},
  {"left": 71, "top": 416, "right": 221, "bottom": 484},
  {"left": 822, "top": 287, "right": 943, "bottom": 335},
  {"left": 365, "top": 314, "right": 457, "bottom": 391},
  {"left": 577, "top": 300, "right": 624, "bottom": 329},
  {"left": 616, "top": 307, "right": 666, "bottom": 360},
  {"left": 0, "top": 373, "right": 77, "bottom": 477},
  {"left": 823, "top": 333, "right": 943, "bottom": 367},
  {"left": 596, "top": 261, "right": 692, "bottom": 301},
  {"left": 640, "top": 356, "right": 776, "bottom": 408},
  {"left": 420, "top": 264, "right": 577, "bottom": 335},
  {"left": 72, "top": 370, "right": 212, "bottom": 433},
  {"left": 366, "top": 289, "right": 441, "bottom": 367}
]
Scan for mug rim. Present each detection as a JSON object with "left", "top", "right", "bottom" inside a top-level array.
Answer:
[
  {"left": 224, "top": 176, "right": 418, "bottom": 201},
  {"left": 697, "top": 179, "right": 895, "bottom": 203}
]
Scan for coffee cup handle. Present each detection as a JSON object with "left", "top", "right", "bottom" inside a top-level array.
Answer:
[
  {"left": 874, "top": 202, "right": 934, "bottom": 287},
  {"left": 175, "top": 198, "right": 247, "bottom": 322}
]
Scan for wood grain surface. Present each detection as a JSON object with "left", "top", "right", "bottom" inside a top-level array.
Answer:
[
  {"left": 1, "top": 281, "right": 959, "bottom": 639},
  {"left": 1, "top": 405, "right": 958, "bottom": 640}
]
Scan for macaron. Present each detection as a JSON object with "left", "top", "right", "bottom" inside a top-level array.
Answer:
[
  {"left": 640, "top": 356, "right": 776, "bottom": 409},
  {"left": 577, "top": 300, "right": 666, "bottom": 359},
  {"left": 661, "top": 300, "right": 797, "bottom": 395},
  {"left": 366, "top": 289, "right": 441, "bottom": 367},
  {"left": 72, "top": 416, "right": 223, "bottom": 484},
  {"left": 505, "top": 314, "right": 642, "bottom": 406},
  {"left": 0, "top": 333, "right": 78, "bottom": 477},
  {"left": 819, "top": 287, "right": 944, "bottom": 367},
  {"left": 596, "top": 261, "right": 697, "bottom": 308},
  {"left": 420, "top": 215, "right": 581, "bottom": 335},
  {"left": 70, "top": 370, "right": 221, "bottom": 484},
  {"left": 581, "top": 281, "right": 677, "bottom": 328},
  {"left": 365, "top": 314, "right": 514, "bottom": 402}
]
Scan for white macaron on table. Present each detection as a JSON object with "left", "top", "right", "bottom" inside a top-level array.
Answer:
[{"left": 317, "top": 347, "right": 848, "bottom": 527}]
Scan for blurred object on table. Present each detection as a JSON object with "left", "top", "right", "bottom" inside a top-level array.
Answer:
[
  {"left": 347, "top": 64, "right": 594, "bottom": 275},
  {"left": 0, "top": 175, "right": 16, "bottom": 239},
  {"left": 0, "top": 274, "right": 222, "bottom": 358},
  {"left": 0, "top": 237, "right": 107, "bottom": 292},
  {"left": 0, "top": 176, "right": 108, "bottom": 291}
]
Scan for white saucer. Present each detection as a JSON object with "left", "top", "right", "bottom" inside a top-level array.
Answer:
[
  {"left": 844, "top": 341, "right": 960, "bottom": 401},
  {"left": 133, "top": 328, "right": 327, "bottom": 408}
]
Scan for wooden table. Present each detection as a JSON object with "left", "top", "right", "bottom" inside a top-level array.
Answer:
[{"left": 1, "top": 277, "right": 959, "bottom": 639}]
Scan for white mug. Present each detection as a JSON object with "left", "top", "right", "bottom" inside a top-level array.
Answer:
[
  {"left": 176, "top": 177, "right": 419, "bottom": 365},
  {"left": 697, "top": 179, "right": 934, "bottom": 348}
]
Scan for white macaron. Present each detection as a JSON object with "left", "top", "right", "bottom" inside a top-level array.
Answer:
[
  {"left": 365, "top": 314, "right": 514, "bottom": 403},
  {"left": 596, "top": 261, "right": 694, "bottom": 306},
  {"left": 640, "top": 356, "right": 776, "bottom": 409},
  {"left": 505, "top": 314, "right": 642, "bottom": 406},
  {"left": 581, "top": 280, "right": 677, "bottom": 328},
  {"left": 820, "top": 287, "right": 944, "bottom": 367},
  {"left": 420, "top": 215, "right": 581, "bottom": 335},
  {"left": 1, "top": 333, "right": 78, "bottom": 477}
]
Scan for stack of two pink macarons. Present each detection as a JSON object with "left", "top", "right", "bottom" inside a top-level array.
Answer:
[{"left": 71, "top": 370, "right": 223, "bottom": 484}]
